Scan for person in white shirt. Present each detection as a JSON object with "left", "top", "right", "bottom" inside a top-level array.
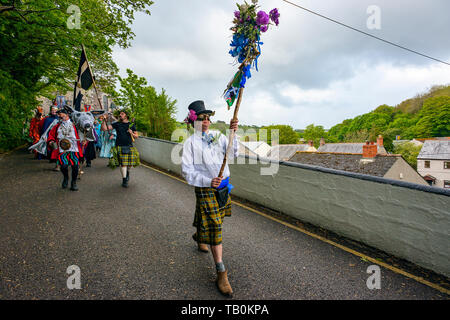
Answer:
[{"left": 181, "top": 100, "right": 238, "bottom": 297}]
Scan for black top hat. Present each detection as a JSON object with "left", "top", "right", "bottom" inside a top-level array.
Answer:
[{"left": 188, "top": 100, "right": 215, "bottom": 116}]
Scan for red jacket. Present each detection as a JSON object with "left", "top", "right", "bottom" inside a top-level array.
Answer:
[
  {"left": 29, "top": 118, "right": 41, "bottom": 143},
  {"left": 47, "top": 122, "right": 84, "bottom": 160}
]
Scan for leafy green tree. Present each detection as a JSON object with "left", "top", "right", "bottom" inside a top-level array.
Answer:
[
  {"left": 0, "top": 70, "right": 36, "bottom": 152},
  {"left": 117, "top": 69, "right": 148, "bottom": 131},
  {"left": 117, "top": 69, "right": 177, "bottom": 140},
  {"left": 303, "top": 124, "right": 327, "bottom": 148},
  {"left": 413, "top": 96, "right": 450, "bottom": 138},
  {"left": 326, "top": 89, "right": 450, "bottom": 146},
  {"left": 393, "top": 142, "right": 423, "bottom": 169},
  {"left": 258, "top": 124, "right": 298, "bottom": 145}
]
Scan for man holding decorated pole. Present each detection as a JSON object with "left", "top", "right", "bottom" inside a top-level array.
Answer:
[{"left": 181, "top": 100, "right": 239, "bottom": 297}]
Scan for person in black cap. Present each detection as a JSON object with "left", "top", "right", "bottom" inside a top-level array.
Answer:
[
  {"left": 47, "top": 108, "right": 84, "bottom": 191},
  {"left": 181, "top": 100, "right": 239, "bottom": 297}
]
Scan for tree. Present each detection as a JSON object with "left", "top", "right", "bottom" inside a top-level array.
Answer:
[
  {"left": 258, "top": 124, "right": 298, "bottom": 145},
  {"left": 117, "top": 69, "right": 177, "bottom": 141},
  {"left": 326, "top": 88, "right": 450, "bottom": 146},
  {"left": 0, "top": 70, "right": 36, "bottom": 152},
  {"left": 393, "top": 142, "right": 422, "bottom": 170},
  {"left": 303, "top": 124, "right": 327, "bottom": 148},
  {"left": 413, "top": 96, "right": 450, "bottom": 138}
]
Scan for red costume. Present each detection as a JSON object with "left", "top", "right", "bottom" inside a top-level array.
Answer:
[
  {"left": 47, "top": 122, "right": 84, "bottom": 161},
  {"left": 29, "top": 118, "right": 41, "bottom": 145}
]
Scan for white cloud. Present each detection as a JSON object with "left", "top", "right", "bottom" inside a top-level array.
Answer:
[
  {"left": 279, "top": 83, "right": 335, "bottom": 104},
  {"left": 112, "top": 0, "right": 450, "bottom": 130}
]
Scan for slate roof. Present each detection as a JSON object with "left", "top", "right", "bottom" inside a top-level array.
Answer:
[
  {"left": 288, "top": 152, "right": 399, "bottom": 177},
  {"left": 240, "top": 141, "right": 268, "bottom": 150},
  {"left": 417, "top": 140, "right": 450, "bottom": 160},
  {"left": 317, "top": 143, "right": 387, "bottom": 154},
  {"left": 267, "top": 144, "right": 314, "bottom": 161}
]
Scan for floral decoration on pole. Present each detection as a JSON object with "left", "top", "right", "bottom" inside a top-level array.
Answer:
[
  {"left": 223, "top": 0, "right": 280, "bottom": 109},
  {"left": 218, "top": 0, "right": 279, "bottom": 177}
]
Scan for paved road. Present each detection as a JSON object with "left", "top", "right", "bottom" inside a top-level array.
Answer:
[{"left": 0, "top": 149, "right": 447, "bottom": 300}]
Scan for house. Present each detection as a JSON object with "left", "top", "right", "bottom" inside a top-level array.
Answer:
[
  {"left": 288, "top": 141, "right": 428, "bottom": 185},
  {"left": 267, "top": 141, "right": 317, "bottom": 161},
  {"left": 414, "top": 137, "right": 450, "bottom": 143},
  {"left": 318, "top": 135, "right": 387, "bottom": 155},
  {"left": 417, "top": 140, "right": 450, "bottom": 188}
]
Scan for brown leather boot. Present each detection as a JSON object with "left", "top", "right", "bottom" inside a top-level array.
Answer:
[
  {"left": 216, "top": 270, "right": 233, "bottom": 297},
  {"left": 198, "top": 243, "right": 209, "bottom": 253},
  {"left": 192, "top": 233, "right": 208, "bottom": 253}
]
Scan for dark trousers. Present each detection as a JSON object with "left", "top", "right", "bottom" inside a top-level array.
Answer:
[{"left": 61, "top": 164, "right": 78, "bottom": 181}]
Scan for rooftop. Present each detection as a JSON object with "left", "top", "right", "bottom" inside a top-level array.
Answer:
[
  {"left": 317, "top": 143, "right": 387, "bottom": 155},
  {"left": 288, "top": 152, "right": 400, "bottom": 177},
  {"left": 267, "top": 144, "right": 315, "bottom": 161},
  {"left": 417, "top": 140, "right": 450, "bottom": 160}
]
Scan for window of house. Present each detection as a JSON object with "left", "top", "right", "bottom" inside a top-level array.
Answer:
[
  {"left": 424, "top": 161, "right": 430, "bottom": 168},
  {"left": 444, "top": 162, "right": 450, "bottom": 169},
  {"left": 444, "top": 181, "right": 450, "bottom": 189}
]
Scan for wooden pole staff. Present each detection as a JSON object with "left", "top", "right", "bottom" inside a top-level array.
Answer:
[{"left": 218, "top": 86, "right": 244, "bottom": 177}]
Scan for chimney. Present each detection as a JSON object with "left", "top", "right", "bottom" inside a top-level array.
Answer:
[
  {"left": 362, "top": 141, "right": 377, "bottom": 158},
  {"left": 377, "top": 135, "right": 384, "bottom": 147},
  {"left": 320, "top": 137, "right": 325, "bottom": 146}
]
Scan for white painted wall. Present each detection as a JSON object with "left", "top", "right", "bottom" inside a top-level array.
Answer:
[
  {"left": 136, "top": 137, "right": 450, "bottom": 277},
  {"left": 384, "top": 158, "right": 428, "bottom": 185}
]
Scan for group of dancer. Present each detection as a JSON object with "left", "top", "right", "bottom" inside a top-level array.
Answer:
[
  {"left": 28, "top": 100, "right": 239, "bottom": 297},
  {"left": 28, "top": 106, "right": 140, "bottom": 190}
]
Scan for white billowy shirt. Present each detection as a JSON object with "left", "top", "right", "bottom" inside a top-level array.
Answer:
[
  {"left": 181, "top": 130, "right": 239, "bottom": 187},
  {"left": 57, "top": 119, "right": 79, "bottom": 153}
]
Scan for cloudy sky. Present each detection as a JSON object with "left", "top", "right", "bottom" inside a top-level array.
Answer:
[{"left": 112, "top": 0, "right": 450, "bottom": 129}]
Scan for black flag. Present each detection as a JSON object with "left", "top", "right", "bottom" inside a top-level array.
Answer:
[
  {"left": 73, "top": 46, "right": 93, "bottom": 111},
  {"left": 76, "top": 48, "right": 93, "bottom": 90}
]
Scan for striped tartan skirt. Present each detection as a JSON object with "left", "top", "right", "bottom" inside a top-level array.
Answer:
[
  {"left": 110, "top": 146, "right": 140, "bottom": 167},
  {"left": 193, "top": 187, "right": 232, "bottom": 246},
  {"left": 57, "top": 151, "right": 80, "bottom": 166}
]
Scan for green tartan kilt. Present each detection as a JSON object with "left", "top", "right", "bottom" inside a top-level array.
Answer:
[
  {"left": 193, "top": 187, "right": 232, "bottom": 246},
  {"left": 108, "top": 146, "right": 140, "bottom": 168}
]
